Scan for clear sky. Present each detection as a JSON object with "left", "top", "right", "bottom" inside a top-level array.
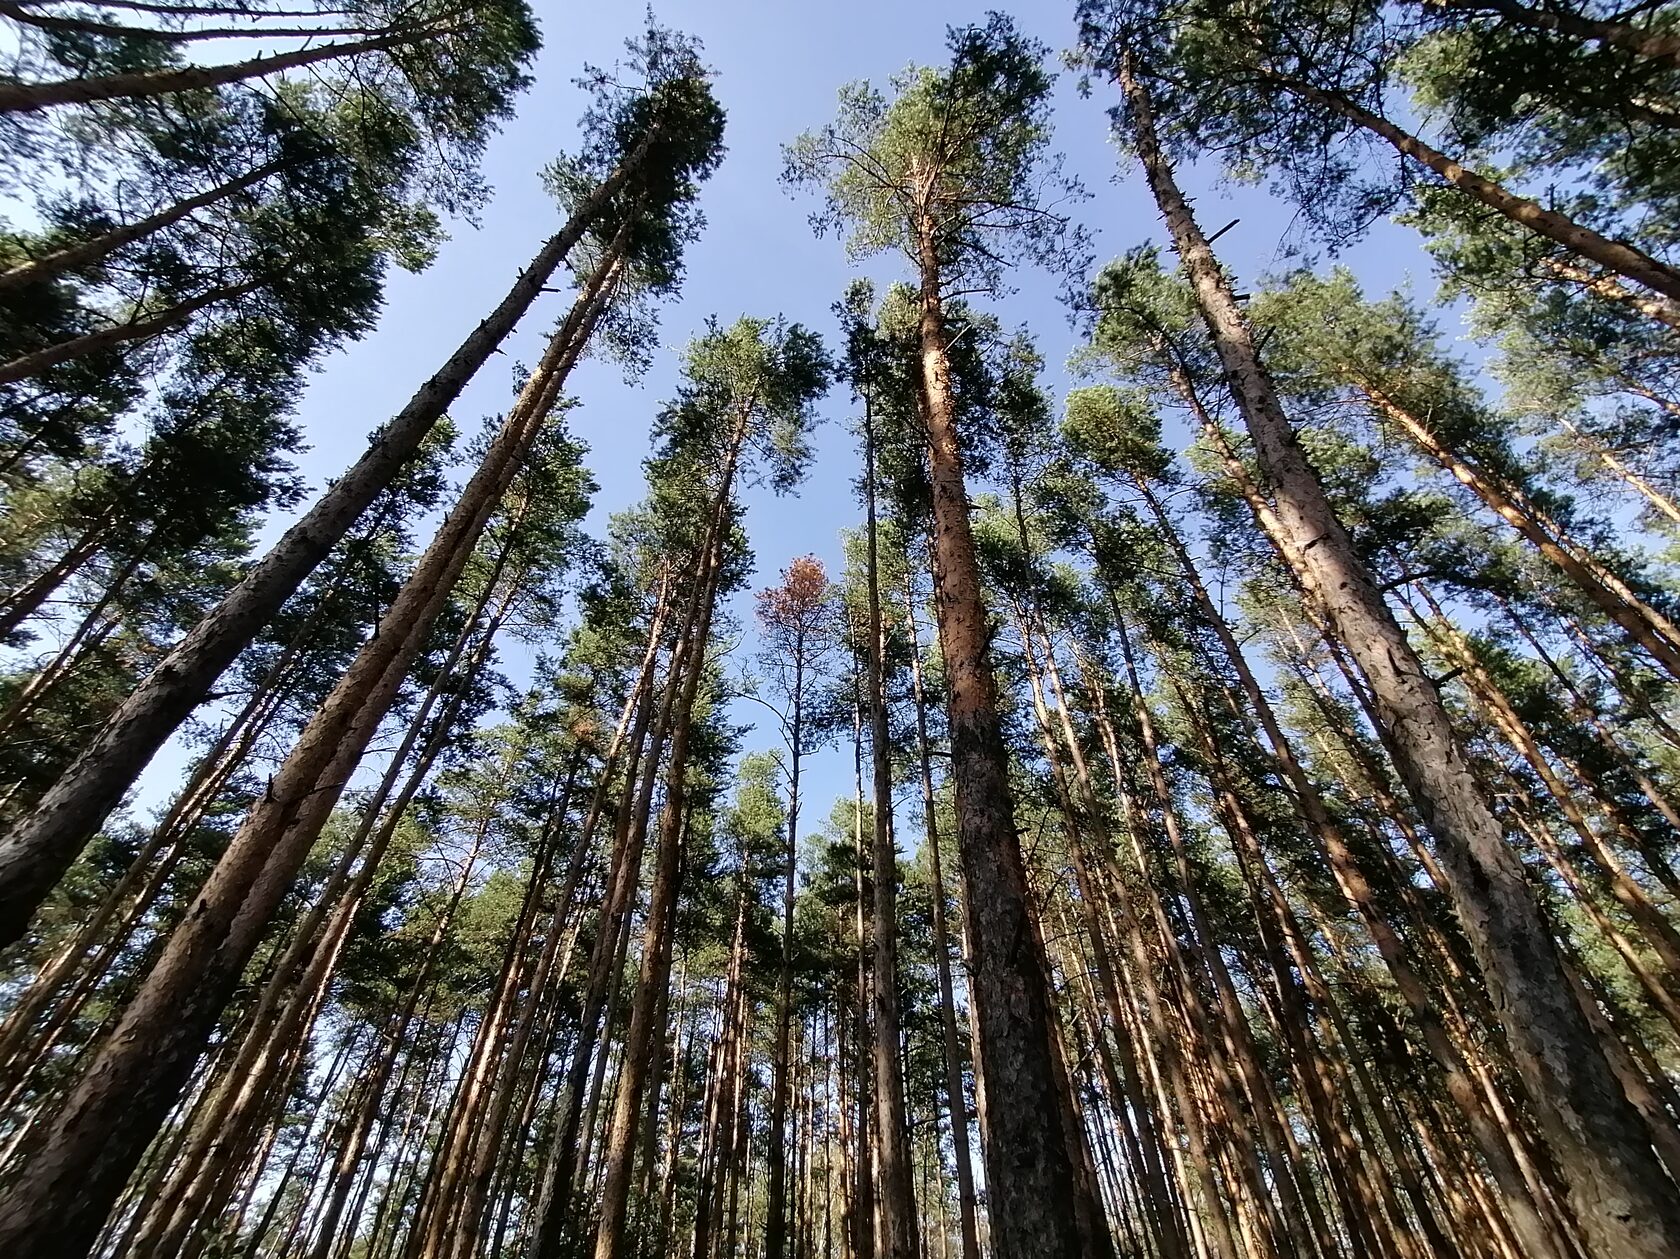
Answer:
[{"left": 145, "top": 0, "right": 1442, "bottom": 839}]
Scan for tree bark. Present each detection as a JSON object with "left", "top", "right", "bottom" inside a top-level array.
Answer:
[
  {"left": 0, "top": 249, "right": 619, "bottom": 1258},
  {"left": 861, "top": 398, "right": 919, "bottom": 1259},
  {"left": 912, "top": 208, "right": 1083, "bottom": 1259},
  {"left": 1121, "top": 55, "right": 1680, "bottom": 1259}
]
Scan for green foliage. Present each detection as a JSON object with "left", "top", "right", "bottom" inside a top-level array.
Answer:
[{"left": 785, "top": 12, "right": 1086, "bottom": 292}]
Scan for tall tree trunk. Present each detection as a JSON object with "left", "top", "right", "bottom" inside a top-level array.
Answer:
[
  {"left": 1131, "top": 471, "right": 1569, "bottom": 1259},
  {"left": 862, "top": 395, "right": 919, "bottom": 1259},
  {"left": 0, "top": 249, "right": 621, "bottom": 1259},
  {"left": 0, "top": 154, "right": 652, "bottom": 948},
  {"left": 0, "top": 275, "right": 267, "bottom": 385},
  {"left": 901, "top": 576, "right": 982, "bottom": 1259},
  {"left": 1120, "top": 56, "right": 1680, "bottom": 1259},
  {"left": 911, "top": 208, "right": 1082, "bottom": 1259},
  {"left": 767, "top": 616, "right": 807, "bottom": 1259},
  {"left": 592, "top": 435, "right": 741, "bottom": 1259}
]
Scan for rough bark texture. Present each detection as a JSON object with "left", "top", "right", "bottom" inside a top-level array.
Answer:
[
  {"left": 0, "top": 254, "right": 617, "bottom": 1258},
  {"left": 1121, "top": 55, "right": 1680, "bottom": 1259},
  {"left": 914, "top": 220, "right": 1083, "bottom": 1259}
]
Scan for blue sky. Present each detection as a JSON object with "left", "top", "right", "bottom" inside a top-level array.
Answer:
[{"left": 140, "top": 0, "right": 1441, "bottom": 840}]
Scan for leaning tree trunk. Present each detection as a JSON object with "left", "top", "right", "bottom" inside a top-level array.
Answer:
[
  {"left": 1121, "top": 54, "right": 1680, "bottom": 1259},
  {"left": 1351, "top": 374, "right": 1680, "bottom": 680},
  {"left": 0, "top": 24, "right": 429, "bottom": 114},
  {"left": 0, "top": 153, "right": 298, "bottom": 292},
  {"left": 0, "top": 275, "right": 267, "bottom": 385},
  {"left": 0, "top": 151, "right": 651, "bottom": 949},
  {"left": 1131, "top": 472, "right": 1568, "bottom": 1259},
  {"left": 1435, "top": 0, "right": 1680, "bottom": 69},
  {"left": 1267, "top": 66, "right": 1680, "bottom": 313},
  {"left": 0, "top": 249, "right": 622, "bottom": 1259}
]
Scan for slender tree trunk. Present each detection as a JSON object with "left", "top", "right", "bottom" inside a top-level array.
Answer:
[
  {"left": 862, "top": 396, "right": 919, "bottom": 1259},
  {"left": 0, "top": 275, "right": 267, "bottom": 385},
  {"left": 901, "top": 577, "right": 982, "bottom": 1259},
  {"left": 767, "top": 625, "right": 807, "bottom": 1259},
  {"left": 0, "top": 24, "right": 434, "bottom": 114},
  {"left": 1265, "top": 67, "right": 1680, "bottom": 311},
  {"left": 592, "top": 465, "right": 736, "bottom": 1259},
  {"left": 0, "top": 154, "right": 296, "bottom": 292},
  {"left": 1131, "top": 473, "right": 1568, "bottom": 1259},
  {"left": 1549, "top": 413, "right": 1680, "bottom": 523},
  {"left": 1352, "top": 376, "right": 1680, "bottom": 679},
  {"left": 0, "top": 514, "right": 115, "bottom": 639}
]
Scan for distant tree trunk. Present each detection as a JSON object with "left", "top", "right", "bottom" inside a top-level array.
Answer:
[
  {"left": 766, "top": 622, "right": 807, "bottom": 1259},
  {"left": 1548, "top": 413, "right": 1680, "bottom": 523},
  {"left": 1351, "top": 375, "right": 1680, "bottom": 679},
  {"left": 1121, "top": 55, "right": 1680, "bottom": 1259},
  {"left": 1130, "top": 473, "right": 1568, "bottom": 1259},
  {"left": 901, "top": 577, "right": 982, "bottom": 1259},
  {"left": 861, "top": 395, "right": 920, "bottom": 1259},
  {"left": 847, "top": 701, "right": 874, "bottom": 1259},
  {"left": 592, "top": 415, "right": 744, "bottom": 1259},
  {"left": 302, "top": 836, "right": 487, "bottom": 1259},
  {"left": 0, "top": 247, "right": 622, "bottom": 1259},
  {"left": 529, "top": 572, "right": 691, "bottom": 1259}
]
